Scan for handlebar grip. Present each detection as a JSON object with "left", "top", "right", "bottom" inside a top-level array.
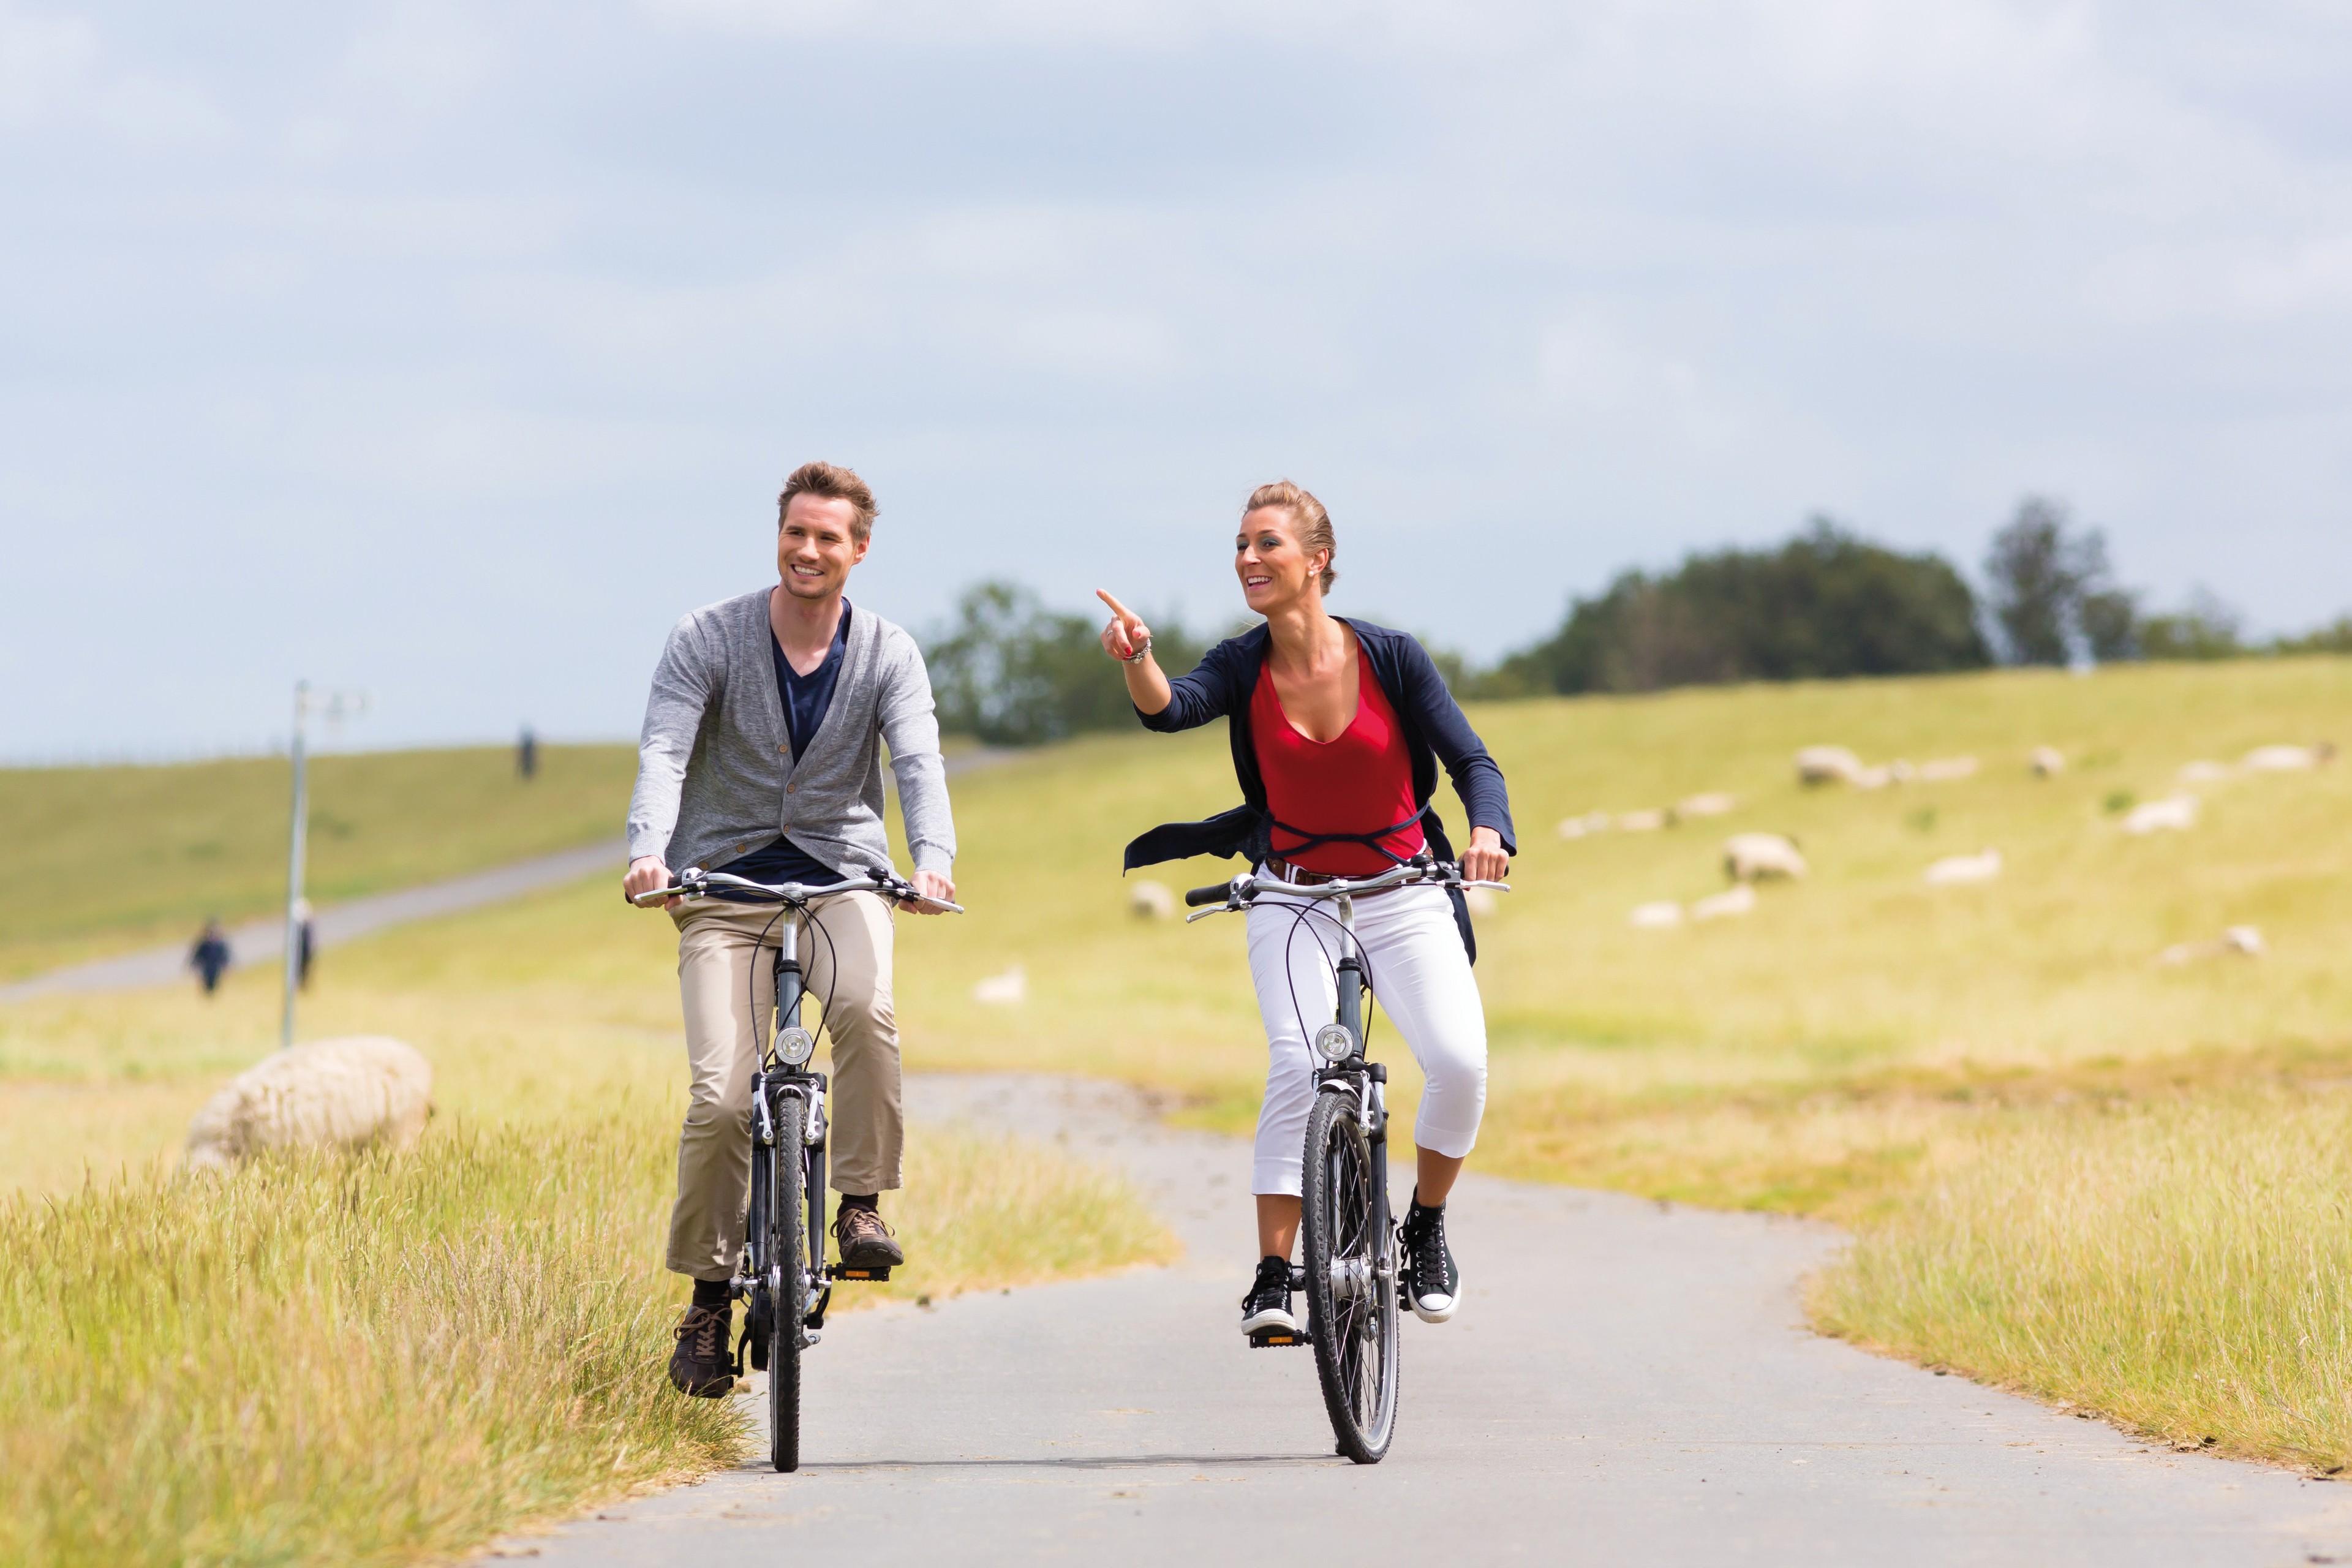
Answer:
[{"left": 1185, "top": 883, "right": 1229, "bottom": 907}]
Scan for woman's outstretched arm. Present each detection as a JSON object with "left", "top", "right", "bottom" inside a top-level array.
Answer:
[{"left": 1096, "top": 590, "right": 1172, "bottom": 716}]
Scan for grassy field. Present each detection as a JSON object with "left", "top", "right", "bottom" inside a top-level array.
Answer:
[
  {"left": 6, "top": 655, "right": 2348, "bottom": 1488},
  {"left": 0, "top": 844, "right": 1171, "bottom": 1566},
  {"left": 1811, "top": 1092, "right": 2352, "bottom": 1475},
  {"left": 0, "top": 743, "right": 636, "bottom": 982},
  {"left": 0, "top": 1119, "right": 1167, "bottom": 1567}
]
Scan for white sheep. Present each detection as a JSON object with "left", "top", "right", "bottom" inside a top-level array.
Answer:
[
  {"left": 1556, "top": 811, "right": 1612, "bottom": 840},
  {"left": 184, "top": 1035, "right": 432, "bottom": 1172},
  {"left": 1923, "top": 848, "right": 2002, "bottom": 886},
  {"left": 1628, "top": 900, "right": 1685, "bottom": 930},
  {"left": 1128, "top": 880, "right": 1175, "bottom": 920},
  {"left": 2176, "top": 760, "right": 2231, "bottom": 784},
  {"left": 1691, "top": 884, "right": 1757, "bottom": 922},
  {"left": 2242, "top": 744, "right": 2335, "bottom": 772},
  {"left": 1616, "top": 809, "right": 1669, "bottom": 832},
  {"left": 2121, "top": 795, "right": 2199, "bottom": 835},
  {"left": 1673, "top": 792, "right": 1737, "bottom": 820},
  {"left": 1917, "top": 756, "right": 1979, "bottom": 782},
  {"left": 1796, "top": 745, "right": 1864, "bottom": 786},
  {"left": 1723, "top": 832, "right": 1807, "bottom": 883},
  {"left": 973, "top": 966, "right": 1027, "bottom": 1006},
  {"left": 2157, "top": 925, "right": 2266, "bottom": 967},
  {"left": 2029, "top": 746, "right": 2066, "bottom": 778}
]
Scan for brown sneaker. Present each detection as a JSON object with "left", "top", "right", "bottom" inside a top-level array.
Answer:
[
  {"left": 832, "top": 1204, "right": 905, "bottom": 1269},
  {"left": 668, "top": 1303, "right": 735, "bottom": 1397}
]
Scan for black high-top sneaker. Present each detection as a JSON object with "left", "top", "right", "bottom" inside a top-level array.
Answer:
[
  {"left": 1239, "top": 1254, "right": 1299, "bottom": 1336},
  {"left": 1400, "top": 1198, "right": 1460, "bottom": 1324},
  {"left": 668, "top": 1300, "right": 736, "bottom": 1396}
]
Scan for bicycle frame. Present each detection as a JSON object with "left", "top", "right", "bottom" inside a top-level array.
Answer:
[
  {"left": 739, "top": 914, "right": 832, "bottom": 1328},
  {"left": 1315, "top": 891, "right": 1392, "bottom": 1260}
]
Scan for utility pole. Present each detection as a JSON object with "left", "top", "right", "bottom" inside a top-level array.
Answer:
[{"left": 281, "top": 681, "right": 367, "bottom": 1050}]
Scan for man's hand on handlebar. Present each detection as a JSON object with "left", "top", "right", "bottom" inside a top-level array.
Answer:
[
  {"left": 907, "top": 868, "right": 957, "bottom": 915},
  {"left": 624, "top": 856, "right": 677, "bottom": 910},
  {"left": 1461, "top": 826, "right": 1510, "bottom": 884}
]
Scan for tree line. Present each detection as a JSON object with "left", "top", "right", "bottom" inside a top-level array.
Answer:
[{"left": 923, "top": 500, "right": 2351, "bottom": 744}]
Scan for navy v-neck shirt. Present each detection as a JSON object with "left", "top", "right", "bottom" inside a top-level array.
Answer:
[{"left": 714, "top": 603, "right": 851, "bottom": 890}]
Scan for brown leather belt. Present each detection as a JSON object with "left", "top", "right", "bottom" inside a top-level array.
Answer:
[{"left": 1266, "top": 858, "right": 1347, "bottom": 888}]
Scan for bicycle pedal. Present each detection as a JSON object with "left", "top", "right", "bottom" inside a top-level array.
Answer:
[
  {"left": 831, "top": 1264, "right": 892, "bottom": 1282},
  {"left": 1248, "top": 1328, "right": 1308, "bottom": 1349}
]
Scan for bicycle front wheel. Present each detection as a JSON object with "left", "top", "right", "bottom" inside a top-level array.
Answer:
[
  {"left": 767, "top": 1091, "right": 810, "bottom": 1472},
  {"left": 1302, "top": 1087, "right": 1400, "bottom": 1463}
]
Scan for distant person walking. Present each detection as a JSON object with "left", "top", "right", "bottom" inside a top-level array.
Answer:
[
  {"left": 625, "top": 459, "right": 958, "bottom": 1400},
  {"left": 190, "top": 919, "right": 232, "bottom": 995},
  {"left": 293, "top": 898, "right": 317, "bottom": 989},
  {"left": 517, "top": 725, "right": 538, "bottom": 781}
]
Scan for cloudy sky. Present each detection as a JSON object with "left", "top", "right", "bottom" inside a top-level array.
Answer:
[{"left": 4, "top": 0, "right": 2349, "bottom": 756}]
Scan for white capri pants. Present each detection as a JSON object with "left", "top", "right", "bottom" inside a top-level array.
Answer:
[{"left": 1245, "top": 874, "right": 1490, "bottom": 1196}]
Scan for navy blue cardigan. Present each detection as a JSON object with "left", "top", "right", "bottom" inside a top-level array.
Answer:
[{"left": 1123, "top": 619, "right": 1516, "bottom": 960}]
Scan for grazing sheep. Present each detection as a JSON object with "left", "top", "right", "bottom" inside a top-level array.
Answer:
[
  {"left": 2176, "top": 760, "right": 2231, "bottom": 783},
  {"left": 1628, "top": 900, "right": 1685, "bottom": 930},
  {"left": 1924, "top": 848, "right": 2002, "bottom": 886},
  {"left": 2029, "top": 746, "right": 2066, "bottom": 778},
  {"left": 1691, "top": 884, "right": 1757, "bottom": 922},
  {"left": 1128, "top": 880, "right": 1175, "bottom": 920},
  {"left": 973, "top": 967, "right": 1027, "bottom": 1006},
  {"left": 1850, "top": 764, "right": 1896, "bottom": 790},
  {"left": 1796, "top": 745, "right": 1864, "bottom": 786},
  {"left": 1723, "top": 832, "right": 1807, "bottom": 883},
  {"left": 1556, "top": 811, "right": 1612, "bottom": 840},
  {"left": 184, "top": 1035, "right": 432, "bottom": 1172},
  {"left": 1463, "top": 886, "right": 1500, "bottom": 917},
  {"left": 2242, "top": 743, "right": 2335, "bottom": 772},
  {"left": 1616, "top": 809, "right": 1669, "bottom": 832},
  {"left": 1917, "top": 756, "right": 1979, "bottom": 783},
  {"left": 2157, "top": 925, "right": 2266, "bottom": 967},
  {"left": 1673, "top": 792, "right": 1737, "bottom": 820},
  {"left": 2121, "top": 795, "right": 2199, "bottom": 835}
]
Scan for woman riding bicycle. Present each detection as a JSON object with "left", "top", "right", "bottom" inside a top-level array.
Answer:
[{"left": 1099, "top": 480, "right": 1515, "bottom": 1338}]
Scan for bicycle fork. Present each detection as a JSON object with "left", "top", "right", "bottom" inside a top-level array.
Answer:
[{"left": 1325, "top": 895, "right": 1393, "bottom": 1270}]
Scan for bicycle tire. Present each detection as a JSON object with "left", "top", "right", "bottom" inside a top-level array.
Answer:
[
  {"left": 768, "top": 1091, "right": 809, "bottom": 1472},
  {"left": 1302, "top": 1087, "right": 1400, "bottom": 1463}
]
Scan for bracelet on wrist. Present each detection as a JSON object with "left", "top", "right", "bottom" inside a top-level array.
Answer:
[{"left": 1121, "top": 635, "right": 1153, "bottom": 665}]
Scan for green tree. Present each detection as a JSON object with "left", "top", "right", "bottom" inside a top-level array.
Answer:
[
  {"left": 1494, "top": 520, "right": 1989, "bottom": 695},
  {"left": 1983, "top": 497, "right": 2137, "bottom": 664},
  {"left": 2137, "top": 589, "right": 2247, "bottom": 661},
  {"left": 924, "top": 582, "right": 1207, "bottom": 747}
]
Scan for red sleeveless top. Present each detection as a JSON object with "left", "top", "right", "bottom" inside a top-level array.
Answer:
[{"left": 1251, "top": 646, "right": 1426, "bottom": 875}]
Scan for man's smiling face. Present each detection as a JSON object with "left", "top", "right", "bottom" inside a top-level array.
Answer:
[{"left": 777, "top": 492, "right": 868, "bottom": 601}]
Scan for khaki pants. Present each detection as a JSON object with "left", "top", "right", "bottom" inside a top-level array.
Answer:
[{"left": 665, "top": 892, "right": 900, "bottom": 1281}]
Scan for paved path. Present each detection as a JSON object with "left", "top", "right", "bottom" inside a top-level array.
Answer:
[
  {"left": 0, "top": 840, "right": 627, "bottom": 1003},
  {"left": 497, "top": 1075, "right": 2352, "bottom": 1567},
  {"left": 0, "top": 747, "right": 1008, "bottom": 1005}
]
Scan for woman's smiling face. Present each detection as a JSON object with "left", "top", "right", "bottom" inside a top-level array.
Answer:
[{"left": 1235, "top": 505, "right": 1327, "bottom": 614}]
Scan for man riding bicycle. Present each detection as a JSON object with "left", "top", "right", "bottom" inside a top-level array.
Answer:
[{"left": 624, "top": 461, "right": 957, "bottom": 1398}]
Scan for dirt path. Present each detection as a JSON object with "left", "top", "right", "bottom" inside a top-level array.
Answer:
[{"left": 494, "top": 1073, "right": 2352, "bottom": 1567}]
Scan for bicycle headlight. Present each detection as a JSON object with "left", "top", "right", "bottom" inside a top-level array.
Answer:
[
  {"left": 1313, "top": 1023, "right": 1355, "bottom": 1064},
  {"left": 776, "top": 1026, "right": 816, "bottom": 1067}
]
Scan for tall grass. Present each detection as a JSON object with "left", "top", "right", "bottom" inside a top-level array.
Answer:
[
  {"left": 1811, "top": 1092, "right": 2352, "bottom": 1471},
  {"left": 0, "top": 1114, "right": 1171, "bottom": 1567}
]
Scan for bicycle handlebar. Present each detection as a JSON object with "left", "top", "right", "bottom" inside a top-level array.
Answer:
[
  {"left": 630, "top": 867, "right": 965, "bottom": 914},
  {"left": 1182, "top": 858, "right": 1509, "bottom": 922}
]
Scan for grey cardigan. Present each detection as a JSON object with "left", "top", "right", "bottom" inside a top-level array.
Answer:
[{"left": 627, "top": 589, "right": 956, "bottom": 880}]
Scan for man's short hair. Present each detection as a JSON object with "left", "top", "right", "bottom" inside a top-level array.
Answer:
[{"left": 778, "top": 461, "right": 879, "bottom": 542}]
